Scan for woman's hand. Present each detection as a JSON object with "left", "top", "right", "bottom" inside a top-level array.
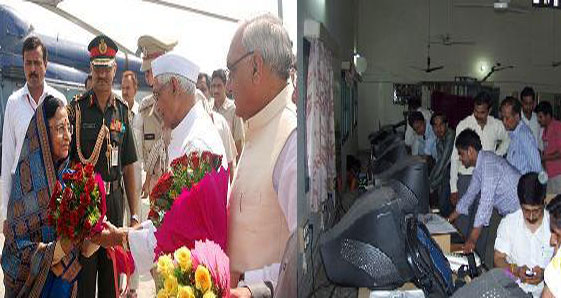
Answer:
[{"left": 89, "top": 221, "right": 128, "bottom": 248}]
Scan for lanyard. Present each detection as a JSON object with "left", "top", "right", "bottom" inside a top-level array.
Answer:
[{"left": 26, "top": 94, "right": 39, "bottom": 112}]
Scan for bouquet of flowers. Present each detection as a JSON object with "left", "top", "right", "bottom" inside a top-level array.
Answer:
[
  {"left": 155, "top": 240, "right": 230, "bottom": 298},
  {"left": 149, "top": 151, "right": 223, "bottom": 226},
  {"left": 48, "top": 162, "right": 106, "bottom": 241}
]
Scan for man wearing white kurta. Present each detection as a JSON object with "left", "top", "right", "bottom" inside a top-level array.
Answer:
[
  {"left": 1, "top": 36, "right": 65, "bottom": 221},
  {"left": 125, "top": 52, "right": 226, "bottom": 274},
  {"left": 226, "top": 14, "right": 296, "bottom": 298}
]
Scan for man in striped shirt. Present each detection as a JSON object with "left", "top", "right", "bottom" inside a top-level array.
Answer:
[
  {"left": 448, "top": 129, "right": 521, "bottom": 266},
  {"left": 500, "top": 96, "right": 542, "bottom": 175}
]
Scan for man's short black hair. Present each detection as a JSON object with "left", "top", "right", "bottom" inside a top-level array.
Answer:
[
  {"left": 408, "top": 111, "right": 425, "bottom": 127},
  {"left": 407, "top": 96, "right": 422, "bottom": 110},
  {"left": 520, "top": 86, "right": 535, "bottom": 101},
  {"left": 500, "top": 96, "right": 521, "bottom": 116},
  {"left": 455, "top": 129, "right": 482, "bottom": 151},
  {"left": 211, "top": 69, "right": 227, "bottom": 84},
  {"left": 198, "top": 73, "right": 211, "bottom": 89},
  {"left": 473, "top": 91, "right": 492, "bottom": 108},
  {"left": 430, "top": 112, "right": 448, "bottom": 126},
  {"left": 22, "top": 36, "right": 47, "bottom": 64},
  {"left": 547, "top": 194, "right": 561, "bottom": 230},
  {"left": 517, "top": 172, "right": 546, "bottom": 206},
  {"left": 535, "top": 101, "right": 553, "bottom": 116}
]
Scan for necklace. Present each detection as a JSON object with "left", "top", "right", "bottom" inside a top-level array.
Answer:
[{"left": 75, "top": 104, "right": 112, "bottom": 168}]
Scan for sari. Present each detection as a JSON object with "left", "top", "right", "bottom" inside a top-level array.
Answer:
[{"left": 1, "top": 102, "right": 81, "bottom": 298}]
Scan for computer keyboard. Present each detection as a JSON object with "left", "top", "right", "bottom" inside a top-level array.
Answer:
[{"left": 445, "top": 252, "right": 481, "bottom": 272}]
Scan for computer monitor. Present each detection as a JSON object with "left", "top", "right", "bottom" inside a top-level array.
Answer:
[
  {"left": 375, "top": 156, "right": 430, "bottom": 214},
  {"left": 370, "top": 141, "right": 408, "bottom": 175},
  {"left": 319, "top": 186, "right": 414, "bottom": 289}
]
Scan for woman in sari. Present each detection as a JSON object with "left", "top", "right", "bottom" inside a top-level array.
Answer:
[{"left": 1, "top": 95, "right": 95, "bottom": 297}]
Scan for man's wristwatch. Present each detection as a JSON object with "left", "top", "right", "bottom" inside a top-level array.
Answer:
[{"left": 131, "top": 214, "right": 139, "bottom": 223}]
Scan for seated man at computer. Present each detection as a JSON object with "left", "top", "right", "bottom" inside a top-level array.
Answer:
[
  {"left": 448, "top": 129, "right": 521, "bottom": 267},
  {"left": 408, "top": 111, "right": 437, "bottom": 160},
  {"left": 494, "top": 172, "right": 554, "bottom": 297}
]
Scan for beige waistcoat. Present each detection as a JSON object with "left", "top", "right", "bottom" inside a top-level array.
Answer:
[{"left": 228, "top": 85, "right": 296, "bottom": 274}]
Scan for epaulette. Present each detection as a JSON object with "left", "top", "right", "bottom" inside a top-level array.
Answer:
[
  {"left": 113, "top": 93, "right": 129, "bottom": 109},
  {"left": 138, "top": 94, "right": 155, "bottom": 113}
]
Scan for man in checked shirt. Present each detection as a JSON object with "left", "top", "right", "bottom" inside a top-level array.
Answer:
[{"left": 448, "top": 129, "right": 521, "bottom": 267}]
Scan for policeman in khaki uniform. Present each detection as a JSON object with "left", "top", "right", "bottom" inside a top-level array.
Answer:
[
  {"left": 67, "top": 35, "right": 138, "bottom": 298},
  {"left": 134, "top": 35, "right": 177, "bottom": 197}
]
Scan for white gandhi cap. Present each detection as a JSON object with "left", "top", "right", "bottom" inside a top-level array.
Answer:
[{"left": 151, "top": 52, "right": 199, "bottom": 83}]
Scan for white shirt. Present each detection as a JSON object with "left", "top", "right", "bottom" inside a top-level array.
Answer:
[
  {"left": 168, "top": 101, "right": 227, "bottom": 169},
  {"left": 494, "top": 209, "right": 555, "bottom": 297},
  {"left": 1, "top": 82, "right": 66, "bottom": 220},
  {"left": 211, "top": 111, "right": 237, "bottom": 164},
  {"left": 404, "top": 107, "right": 432, "bottom": 155},
  {"left": 128, "top": 101, "right": 227, "bottom": 274},
  {"left": 244, "top": 129, "right": 297, "bottom": 284},
  {"left": 449, "top": 114, "right": 510, "bottom": 193},
  {"left": 522, "top": 112, "right": 544, "bottom": 151}
]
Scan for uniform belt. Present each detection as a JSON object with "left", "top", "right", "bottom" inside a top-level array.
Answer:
[{"left": 103, "top": 180, "right": 121, "bottom": 195}]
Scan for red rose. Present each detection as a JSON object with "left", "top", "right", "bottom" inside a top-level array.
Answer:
[
  {"left": 80, "top": 193, "right": 91, "bottom": 206},
  {"left": 75, "top": 168, "right": 83, "bottom": 182},
  {"left": 84, "top": 219, "right": 92, "bottom": 231},
  {"left": 150, "top": 172, "right": 173, "bottom": 199},
  {"left": 63, "top": 187, "right": 73, "bottom": 200},
  {"left": 170, "top": 154, "right": 189, "bottom": 169},
  {"left": 62, "top": 172, "right": 73, "bottom": 181},
  {"left": 190, "top": 154, "right": 200, "bottom": 169},
  {"left": 201, "top": 151, "right": 211, "bottom": 164},
  {"left": 84, "top": 163, "right": 94, "bottom": 178}
]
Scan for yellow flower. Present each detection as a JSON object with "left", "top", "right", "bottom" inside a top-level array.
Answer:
[
  {"left": 174, "top": 246, "right": 192, "bottom": 272},
  {"left": 195, "top": 265, "right": 212, "bottom": 293},
  {"left": 177, "top": 285, "right": 195, "bottom": 298},
  {"left": 203, "top": 291, "right": 217, "bottom": 298},
  {"left": 157, "top": 288, "right": 168, "bottom": 298},
  {"left": 164, "top": 275, "right": 179, "bottom": 296},
  {"left": 157, "top": 254, "right": 175, "bottom": 277}
]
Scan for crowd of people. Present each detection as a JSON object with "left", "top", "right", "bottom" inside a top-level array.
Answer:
[
  {"left": 0, "top": 13, "right": 296, "bottom": 298},
  {"left": 406, "top": 89, "right": 561, "bottom": 297}
]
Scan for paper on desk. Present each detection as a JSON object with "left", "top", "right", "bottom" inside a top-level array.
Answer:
[{"left": 418, "top": 213, "right": 457, "bottom": 235}]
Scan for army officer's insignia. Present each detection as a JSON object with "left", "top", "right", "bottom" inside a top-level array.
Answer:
[{"left": 99, "top": 39, "right": 107, "bottom": 54}]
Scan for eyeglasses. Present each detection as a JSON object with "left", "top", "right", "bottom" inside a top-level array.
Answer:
[
  {"left": 226, "top": 51, "right": 254, "bottom": 81},
  {"left": 153, "top": 81, "right": 171, "bottom": 102},
  {"left": 50, "top": 122, "right": 73, "bottom": 137},
  {"left": 522, "top": 206, "right": 544, "bottom": 217}
]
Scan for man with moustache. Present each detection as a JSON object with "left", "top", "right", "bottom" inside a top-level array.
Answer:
[
  {"left": 67, "top": 35, "right": 138, "bottom": 298},
  {"left": 494, "top": 173, "right": 554, "bottom": 297},
  {"left": 1, "top": 36, "right": 66, "bottom": 221},
  {"left": 211, "top": 69, "right": 245, "bottom": 158}
]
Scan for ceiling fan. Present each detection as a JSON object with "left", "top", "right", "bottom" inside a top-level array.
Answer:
[
  {"left": 480, "top": 62, "right": 515, "bottom": 82},
  {"left": 411, "top": 0, "right": 444, "bottom": 73},
  {"left": 430, "top": 33, "right": 476, "bottom": 46},
  {"left": 455, "top": 0, "right": 530, "bottom": 14}
]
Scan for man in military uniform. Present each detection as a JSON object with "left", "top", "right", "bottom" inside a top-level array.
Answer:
[
  {"left": 135, "top": 35, "right": 177, "bottom": 197},
  {"left": 67, "top": 35, "right": 138, "bottom": 298}
]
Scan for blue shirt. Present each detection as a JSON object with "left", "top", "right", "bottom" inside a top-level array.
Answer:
[
  {"left": 507, "top": 121, "right": 543, "bottom": 175},
  {"left": 416, "top": 123, "right": 438, "bottom": 159},
  {"left": 456, "top": 151, "right": 521, "bottom": 227}
]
